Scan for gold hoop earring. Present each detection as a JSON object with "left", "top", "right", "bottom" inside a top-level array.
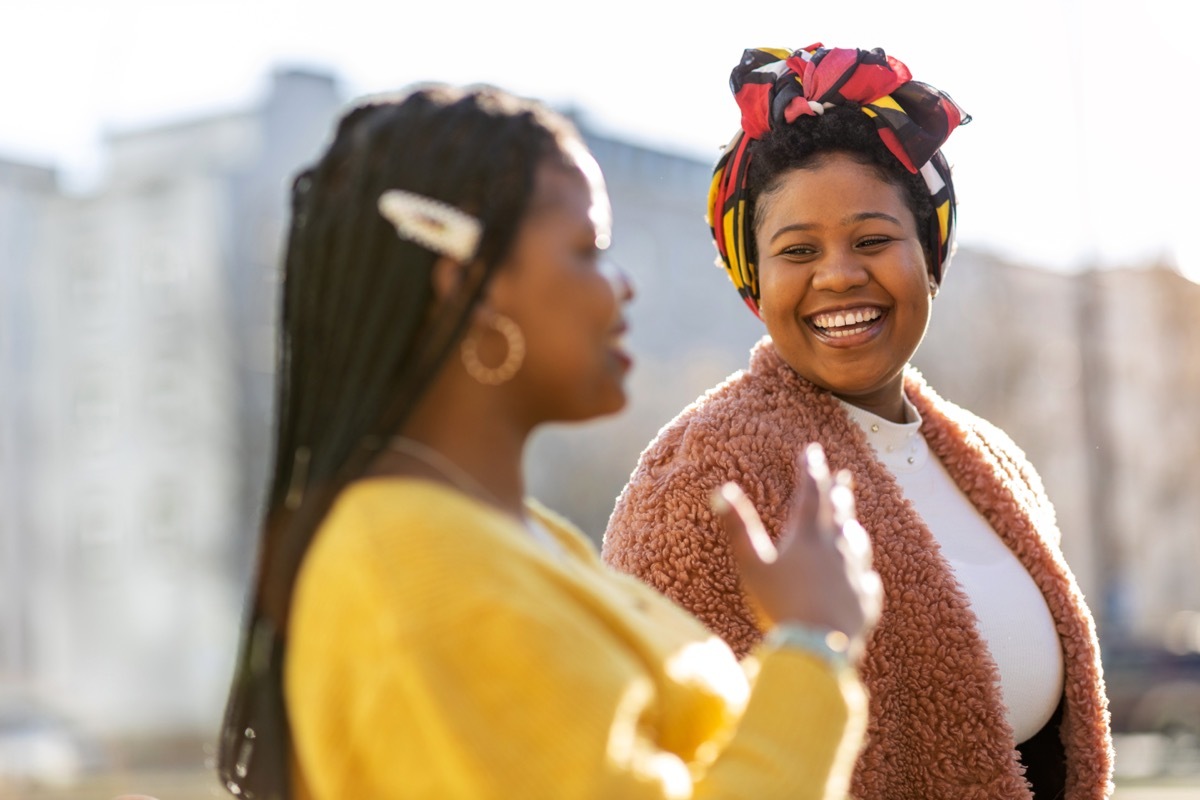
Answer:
[{"left": 461, "top": 313, "right": 525, "bottom": 386}]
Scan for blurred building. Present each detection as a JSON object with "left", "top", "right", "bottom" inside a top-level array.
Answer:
[
  {"left": 1, "top": 64, "right": 1197, "bottom": 755},
  {"left": 0, "top": 157, "right": 57, "bottom": 685},
  {"left": 914, "top": 253, "right": 1200, "bottom": 644},
  {"left": 0, "top": 68, "right": 342, "bottom": 739}
]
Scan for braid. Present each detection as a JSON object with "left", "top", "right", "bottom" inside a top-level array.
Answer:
[{"left": 218, "top": 83, "right": 579, "bottom": 799}]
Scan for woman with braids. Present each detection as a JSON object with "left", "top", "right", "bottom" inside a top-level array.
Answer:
[
  {"left": 216, "top": 82, "right": 883, "bottom": 800},
  {"left": 603, "top": 43, "right": 1113, "bottom": 799}
]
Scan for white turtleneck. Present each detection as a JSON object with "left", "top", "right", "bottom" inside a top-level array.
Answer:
[{"left": 839, "top": 398, "right": 1064, "bottom": 744}]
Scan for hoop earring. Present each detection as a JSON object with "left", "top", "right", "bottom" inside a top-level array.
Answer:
[{"left": 461, "top": 313, "right": 525, "bottom": 386}]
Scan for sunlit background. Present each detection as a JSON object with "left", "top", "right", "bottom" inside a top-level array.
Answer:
[{"left": 2, "top": 1, "right": 1199, "bottom": 797}]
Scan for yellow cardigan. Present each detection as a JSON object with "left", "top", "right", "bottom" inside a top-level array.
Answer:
[{"left": 286, "top": 478, "right": 866, "bottom": 799}]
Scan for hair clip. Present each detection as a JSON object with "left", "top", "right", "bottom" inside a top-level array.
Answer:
[{"left": 377, "top": 189, "right": 482, "bottom": 263}]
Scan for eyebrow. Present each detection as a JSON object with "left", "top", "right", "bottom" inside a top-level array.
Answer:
[{"left": 768, "top": 211, "right": 905, "bottom": 244}]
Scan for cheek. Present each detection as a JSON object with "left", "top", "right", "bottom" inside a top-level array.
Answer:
[
  {"left": 756, "top": 259, "right": 778, "bottom": 307},
  {"left": 908, "top": 295, "right": 932, "bottom": 339},
  {"left": 528, "top": 277, "right": 614, "bottom": 355},
  {"left": 893, "top": 271, "right": 934, "bottom": 343},
  {"left": 757, "top": 262, "right": 802, "bottom": 320},
  {"left": 900, "top": 261, "right": 934, "bottom": 312}
]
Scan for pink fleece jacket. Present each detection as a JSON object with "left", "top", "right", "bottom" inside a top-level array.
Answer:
[{"left": 602, "top": 336, "right": 1113, "bottom": 800}]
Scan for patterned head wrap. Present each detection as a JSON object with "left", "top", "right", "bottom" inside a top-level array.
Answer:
[{"left": 707, "top": 44, "right": 970, "bottom": 316}]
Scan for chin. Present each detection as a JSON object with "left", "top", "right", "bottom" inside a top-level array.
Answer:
[
  {"left": 568, "top": 385, "right": 629, "bottom": 423},
  {"left": 600, "top": 390, "right": 629, "bottom": 417},
  {"left": 589, "top": 390, "right": 629, "bottom": 420}
]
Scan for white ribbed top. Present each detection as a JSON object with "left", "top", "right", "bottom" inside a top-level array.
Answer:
[{"left": 840, "top": 398, "right": 1064, "bottom": 743}]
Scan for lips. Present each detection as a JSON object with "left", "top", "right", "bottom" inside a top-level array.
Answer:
[
  {"left": 806, "top": 305, "right": 885, "bottom": 341},
  {"left": 608, "top": 321, "right": 633, "bottom": 369}
]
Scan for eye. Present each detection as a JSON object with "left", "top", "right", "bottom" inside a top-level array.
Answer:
[
  {"left": 856, "top": 235, "right": 892, "bottom": 249},
  {"left": 780, "top": 243, "right": 819, "bottom": 259},
  {"left": 575, "top": 243, "right": 604, "bottom": 269}
]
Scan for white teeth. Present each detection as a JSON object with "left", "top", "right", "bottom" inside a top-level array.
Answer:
[
  {"left": 824, "top": 325, "right": 870, "bottom": 338},
  {"left": 811, "top": 307, "right": 881, "bottom": 330}
]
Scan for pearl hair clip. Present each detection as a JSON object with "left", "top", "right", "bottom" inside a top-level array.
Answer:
[{"left": 377, "top": 189, "right": 482, "bottom": 263}]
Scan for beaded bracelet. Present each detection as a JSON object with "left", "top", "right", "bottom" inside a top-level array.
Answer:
[{"left": 764, "top": 624, "right": 853, "bottom": 671}]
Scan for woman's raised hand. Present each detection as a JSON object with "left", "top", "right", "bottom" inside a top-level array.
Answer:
[{"left": 711, "top": 442, "right": 882, "bottom": 661}]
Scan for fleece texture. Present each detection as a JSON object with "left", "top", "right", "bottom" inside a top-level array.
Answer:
[{"left": 602, "top": 336, "right": 1113, "bottom": 800}]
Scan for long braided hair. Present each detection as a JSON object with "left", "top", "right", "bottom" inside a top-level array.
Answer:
[{"left": 217, "top": 84, "right": 579, "bottom": 799}]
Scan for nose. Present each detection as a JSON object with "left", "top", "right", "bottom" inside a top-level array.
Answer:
[
  {"left": 604, "top": 261, "right": 635, "bottom": 305},
  {"left": 810, "top": 251, "right": 869, "bottom": 293}
]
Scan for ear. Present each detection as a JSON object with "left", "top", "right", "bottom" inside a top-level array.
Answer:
[
  {"left": 434, "top": 257, "right": 505, "bottom": 327},
  {"left": 431, "top": 256, "right": 466, "bottom": 304}
]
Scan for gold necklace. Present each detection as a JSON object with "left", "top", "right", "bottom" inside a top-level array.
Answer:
[
  {"left": 389, "top": 436, "right": 563, "bottom": 557},
  {"left": 389, "top": 437, "right": 501, "bottom": 505}
]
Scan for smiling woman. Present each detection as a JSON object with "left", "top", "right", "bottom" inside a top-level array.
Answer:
[{"left": 603, "top": 42, "right": 1114, "bottom": 799}]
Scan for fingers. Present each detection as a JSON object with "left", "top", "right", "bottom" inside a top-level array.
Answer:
[
  {"left": 858, "top": 565, "right": 885, "bottom": 628},
  {"left": 831, "top": 469, "right": 856, "bottom": 528},
  {"left": 787, "top": 464, "right": 818, "bottom": 544},
  {"left": 711, "top": 482, "right": 778, "bottom": 565},
  {"left": 832, "top": 470, "right": 872, "bottom": 569},
  {"left": 839, "top": 520, "right": 873, "bottom": 570},
  {"left": 804, "top": 441, "right": 831, "bottom": 484},
  {"left": 806, "top": 444, "right": 839, "bottom": 538},
  {"left": 788, "top": 443, "right": 837, "bottom": 545},
  {"left": 830, "top": 470, "right": 884, "bottom": 639}
]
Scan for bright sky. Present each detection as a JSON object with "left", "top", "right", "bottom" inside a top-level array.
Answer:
[{"left": 5, "top": 0, "right": 1198, "bottom": 278}]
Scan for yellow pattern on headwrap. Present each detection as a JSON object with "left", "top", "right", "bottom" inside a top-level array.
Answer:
[
  {"left": 706, "top": 170, "right": 722, "bottom": 228},
  {"left": 759, "top": 47, "right": 791, "bottom": 60},
  {"left": 936, "top": 200, "right": 950, "bottom": 243},
  {"left": 868, "top": 94, "right": 904, "bottom": 113},
  {"left": 733, "top": 200, "right": 755, "bottom": 298},
  {"left": 722, "top": 208, "right": 741, "bottom": 287}
]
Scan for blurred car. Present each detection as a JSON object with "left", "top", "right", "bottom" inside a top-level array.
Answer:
[
  {"left": 0, "top": 690, "right": 105, "bottom": 787},
  {"left": 1102, "top": 638, "right": 1200, "bottom": 775}
]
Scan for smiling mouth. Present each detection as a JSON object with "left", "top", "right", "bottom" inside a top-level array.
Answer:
[
  {"left": 807, "top": 307, "right": 884, "bottom": 339},
  {"left": 608, "top": 323, "right": 633, "bottom": 368}
]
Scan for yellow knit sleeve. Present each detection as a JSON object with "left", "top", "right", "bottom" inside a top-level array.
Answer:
[
  {"left": 286, "top": 485, "right": 866, "bottom": 799},
  {"left": 701, "top": 647, "right": 868, "bottom": 800}
]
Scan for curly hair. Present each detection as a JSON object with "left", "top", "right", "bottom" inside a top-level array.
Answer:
[{"left": 745, "top": 105, "right": 937, "bottom": 270}]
